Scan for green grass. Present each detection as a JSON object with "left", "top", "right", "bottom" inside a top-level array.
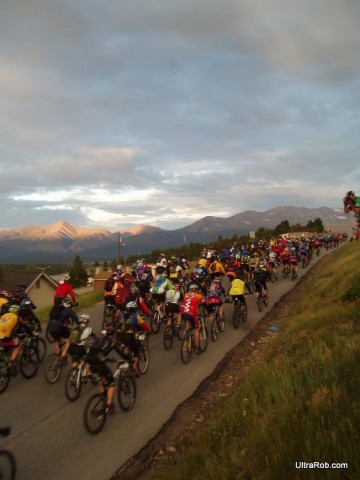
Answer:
[
  {"left": 150, "top": 242, "right": 360, "bottom": 480},
  {"left": 36, "top": 289, "right": 104, "bottom": 324}
]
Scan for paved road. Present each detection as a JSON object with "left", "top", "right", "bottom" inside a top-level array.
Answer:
[{"left": 1, "top": 249, "right": 332, "bottom": 480}]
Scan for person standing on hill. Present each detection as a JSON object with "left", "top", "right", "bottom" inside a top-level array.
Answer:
[
  {"left": 54, "top": 274, "right": 76, "bottom": 304},
  {"left": 343, "top": 191, "right": 360, "bottom": 216}
]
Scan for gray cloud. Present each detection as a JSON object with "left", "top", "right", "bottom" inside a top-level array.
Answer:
[{"left": 0, "top": 0, "right": 359, "bottom": 231}]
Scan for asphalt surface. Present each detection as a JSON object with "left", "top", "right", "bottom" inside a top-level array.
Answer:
[{"left": 1, "top": 249, "right": 332, "bottom": 480}]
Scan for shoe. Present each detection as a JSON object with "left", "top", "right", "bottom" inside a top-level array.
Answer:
[
  {"left": 106, "top": 403, "right": 116, "bottom": 415},
  {"left": 60, "top": 357, "right": 68, "bottom": 366},
  {"left": 195, "top": 347, "right": 202, "bottom": 355}
]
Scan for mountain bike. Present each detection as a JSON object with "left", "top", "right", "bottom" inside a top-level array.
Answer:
[
  {"left": 150, "top": 301, "right": 166, "bottom": 334},
  {"left": 290, "top": 264, "right": 298, "bottom": 281},
  {"left": 44, "top": 340, "right": 68, "bottom": 384},
  {"left": 136, "top": 332, "right": 150, "bottom": 375},
  {"left": 210, "top": 305, "right": 225, "bottom": 342},
  {"left": 163, "top": 312, "right": 185, "bottom": 350},
  {"left": 232, "top": 295, "right": 249, "bottom": 329},
  {"left": 83, "top": 359, "right": 136, "bottom": 435},
  {"left": 102, "top": 302, "right": 117, "bottom": 329},
  {"left": 180, "top": 314, "right": 208, "bottom": 364},
  {"left": 0, "top": 427, "right": 16, "bottom": 480},
  {"left": 0, "top": 333, "right": 41, "bottom": 394},
  {"left": 64, "top": 356, "right": 99, "bottom": 402},
  {"left": 255, "top": 284, "right": 268, "bottom": 312}
]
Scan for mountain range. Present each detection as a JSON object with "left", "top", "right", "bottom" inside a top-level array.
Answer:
[{"left": 0, "top": 206, "right": 354, "bottom": 263}]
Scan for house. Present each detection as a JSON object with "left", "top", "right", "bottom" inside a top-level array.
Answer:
[{"left": 0, "top": 271, "right": 58, "bottom": 309}]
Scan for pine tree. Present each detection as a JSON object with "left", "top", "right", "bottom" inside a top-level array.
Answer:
[{"left": 69, "top": 255, "right": 88, "bottom": 288}]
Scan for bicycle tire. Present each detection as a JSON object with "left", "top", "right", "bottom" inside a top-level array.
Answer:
[
  {"left": 176, "top": 316, "right": 185, "bottom": 340},
  {"left": 199, "top": 326, "right": 208, "bottom": 352},
  {"left": 210, "top": 319, "right": 218, "bottom": 342},
  {"left": 150, "top": 310, "right": 161, "bottom": 334},
  {"left": 65, "top": 367, "right": 82, "bottom": 402},
  {"left": 180, "top": 335, "right": 193, "bottom": 364},
  {"left": 217, "top": 311, "right": 225, "bottom": 333},
  {"left": 137, "top": 345, "right": 150, "bottom": 375},
  {"left": 83, "top": 393, "right": 107, "bottom": 435},
  {"left": 102, "top": 313, "right": 115, "bottom": 330},
  {"left": 33, "top": 337, "right": 47, "bottom": 363},
  {"left": 232, "top": 305, "right": 241, "bottom": 329},
  {"left": 0, "top": 360, "right": 10, "bottom": 395},
  {"left": 0, "top": 449, "right": 16, "bottom": 480},
  {"left": 257, "top": 298, "right": 263, "bottom": 312},
  {"left": 163, "top": 325, "right": 174, "bottom": 350},
  {"left": 263, "top": 295, "right": 269, "bottom": 307},
  {"left": 241, "top": 303, "right": 248, "bottom": 322},
  {"left": 19, "top": 345, "right": 39, "bottom": 379},
  {"left": 117, "top": 376, "right": 136, "bottom": 411},
  {"left": 44, "top": 353, "right": 62, "bottom": 384},
  {"left": 45, "top": 322, "right": 56, "bottom": 343}
]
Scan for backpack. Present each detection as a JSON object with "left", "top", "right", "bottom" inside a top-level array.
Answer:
[
  {"left": 151, "top": 276, "right": 167, "bottom": 294},
  {"left": 85, "top": 336, "right": 111, "bottom": 363},
  {"left": 117, "top": 312, "right": 133, "bottom": 332},
  {"left": 210, "top": 262, "right": 217, "bottom": 272},
  {"left": 104, "top": 277, "right": 115, "bottom": 293},
  {"left": 0, "top": 312, "right": 19, "bottom": 339}
]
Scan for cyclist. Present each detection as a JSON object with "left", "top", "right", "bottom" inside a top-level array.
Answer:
[
  {"left": 68, "top": 313, "right": 95, "bottom": 368},
  {"left": 85, "top": 328, "right": 126, "bottom": 413},
  {"left": 229, "top": 271, "right": 252, "bottom": 305},
  {"left": 0, "top": 304, "right": 23, "bottom": 375},
  {"left": 115, "top": 301, "right": 151, "bottom": 376},
  {"left": 0, "top": 291, "right": 10, "bottom": 315},
  {"left": 150, "top": 268, "right": 173, "bottom": 314},
  {"left": 54, "top": 274, "right": 76, "bottom": 305},
  {"left": 289, "top": 247, "right": 299, "bottom": 277},
  {"left": 343, "top": 191, "right": 360, "bottom": 216},
  {"left": 206, "top": 278, "right": 226, "bottom": 328},
  {"left": 180, "top": 284, "right": 205, "bottom": 354},
  {"left": 47, "top": 298, "right": 79, "bottom": 359},
  {"left": 19, "top": 299, "right": 42, "bottom": 333},
  {"left": 165, "top": 279, "right": 181, "bottom": 329},
  {"left": 208, "top": 256, "right": 226, "bottom": 281},
  {"left": 254, "top": 261, "right": 268, "bottom": 302}
]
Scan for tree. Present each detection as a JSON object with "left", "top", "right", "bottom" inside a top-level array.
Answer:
[
  {"left": 273, "top": 220, "right": 291, "bottom": 236},
  {"left": 69, "top": 255, "right": 88, "bottom": 288}
]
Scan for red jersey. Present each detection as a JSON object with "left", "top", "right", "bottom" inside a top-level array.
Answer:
[
  {"left": 54, "top": 281, "right": 76, "bottom": 303},
  {"left": 180, "top": 292, "right": 204, "bottom": 318}
]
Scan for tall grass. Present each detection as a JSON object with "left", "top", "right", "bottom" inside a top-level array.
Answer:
[
  {"left": 154, "top": 242, "right": 360, "bottom": 480},
  {"left": 36, "top": 289, "right": 104, "bottom": 324}
]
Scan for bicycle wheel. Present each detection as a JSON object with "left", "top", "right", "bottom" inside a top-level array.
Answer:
[
  {"left": 210, "top": 319, "right": 218, "bottom": 342},
  {"left": 137, "top": 345, "right": 150, "bottom": 375},
  {"left": 163, "top": 325, "right": 174, "bottom": 350},
  {"left": 117, "top": 375, "right": 136, "bottom": 411},
  {"left": 176, "top": 316, "right": 185, "bottom": 340},
  {"left": 83, "top": 393, "right": 107, "bottom": 435},
  {"left": 45, "top": 322, "right": 56, "bottom": 343},
  {"left": 217, "top": 311, "right": 225, "bottom": 333},
  {"left": 232, "top": 305, "right": 241, "bottom": 329},
  {"left": 33, "top": 337, "right": 47, "bottom": 363},
  {"left": 180, "top": 335, "right": 193, "bottom": 364},
  {"left": 199, "top": 326, "right": 208, "bottom": 352},
  {"left": 102, "top": 313, "right": 115, "bottom": 329},
  {"left": 44, "top": 353, "right": 62, "bottom": 384},
  {"left": 19, "top": 345, "right": 39, "bottom": 379},
  {"left": 150, "top": 310, "right": 161, "bottom": 334},
  {"left": 0, "top": 360, "right": 10, "bottom": 395},
  {"left": 257, "top": 298, "right": 263, "bottom": 312},
  {"left": 0, "top": 449, "right": 16, "bottom": 480},
  {"left": 65, "top": 367, "right": 82, "bottom": 402},
  {"left": 241, "top": 303, "right": 248, "bottom": 322},
  {"left": 263, "top": 295, "right": 269, "bottom": 307}
]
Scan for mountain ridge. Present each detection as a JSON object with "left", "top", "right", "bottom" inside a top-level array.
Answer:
[{"left": 0, "top": 206, "right": 354, "bottom": 263}]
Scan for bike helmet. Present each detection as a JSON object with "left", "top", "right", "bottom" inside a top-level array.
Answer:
[
  {"left": 62, "top": 299, "right": 72, "bottom": 308},
  {"left": 78, "top": 314, "right": 90, "bottom": 324},
  {"left": 347, "top": 191, "right": 355, "bottom": 196},
  {"left": 212, "top": 278, "right": 221, "bottom": 283},
  {"left": 0, "top": 290, "right": 10, "bottom": 298},
  {"left": 125, "top": 301, "right": 137, "bottom": 311},
  {"left": 188, "top": 284, "right": 199, "bottom": 292},
  {"left": 117, "top": 265, "right": 123, "bottom": 270},
  {"left": 259, "top": 261, "right": 266, "bottom": 267},
  {"left": 8, "top": 304, "right": 21, "bottom": 313}
]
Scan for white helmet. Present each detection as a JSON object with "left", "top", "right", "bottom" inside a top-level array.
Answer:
[{"left": 78, "top": 314, "right": 90, "bottom": 324}]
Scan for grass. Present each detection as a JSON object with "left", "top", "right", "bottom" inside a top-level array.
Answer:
[
  {"left": 36, "top": 289, "right": 104, "bottom": 324},
  {"left": 150, "top": 242, "right": 360, "bottom": 480}
]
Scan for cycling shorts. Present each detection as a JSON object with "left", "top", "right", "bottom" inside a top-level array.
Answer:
[
  {"left": 116, "top": 331, "right": 139, "bottom": 356},
  {"left": 89, "top": 363, "right": 114, "bottom": 384},
  {"left": 165, "top": 303, "right": 180, "bottom": 316},
  {"left": 47, "top": 320, "right": 71, "bottom": 340},
  {"left": 181, "top": 312, "right": 199, "bottom": 329}
]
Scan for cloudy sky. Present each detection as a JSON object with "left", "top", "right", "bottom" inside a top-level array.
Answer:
[{"left": 1, "top": 0, "right": 359, "bottom": 232}]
